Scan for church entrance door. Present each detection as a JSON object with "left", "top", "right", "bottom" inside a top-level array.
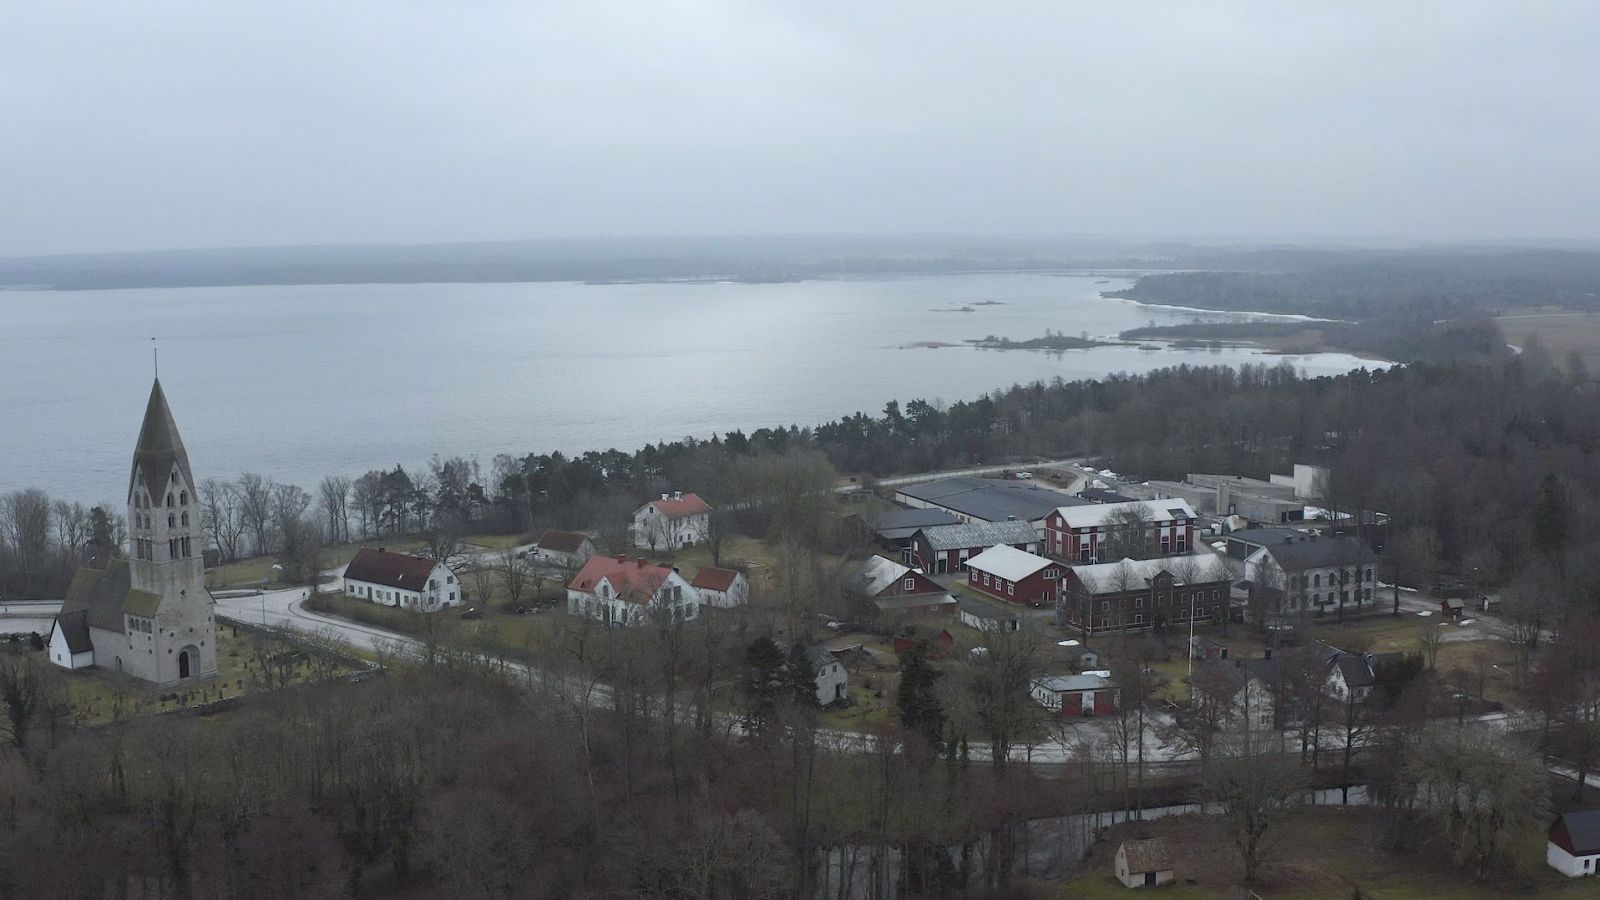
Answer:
[{"left": 178, "top": 650, "right": 191, "bottom": 679}]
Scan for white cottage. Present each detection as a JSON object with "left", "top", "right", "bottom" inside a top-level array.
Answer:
[
  {"left": 810, "top": 647, "right": 848, "bottom": 706},
  {"left": 1114, "top": 838, "right": 1175, "bottom": 888},
  {"left": 344, "top": 548, "right": 461, "bottom": 611},
  {"left": 1549, "top": 810, "right": 1600, "bottom": 877},
  {"left": 690, "top": 565, "right": 749, "bottom": 607},
  {"left": 633, "top": 491, "right": 711, "bottom": 551}
]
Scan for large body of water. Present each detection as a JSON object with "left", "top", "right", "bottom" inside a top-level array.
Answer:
[{"left": 2, "top": 273, "right": 1377, "bottom": 502}]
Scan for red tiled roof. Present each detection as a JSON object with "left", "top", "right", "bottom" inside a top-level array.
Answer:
[
  {"left": 647, "top": 493, "right": 710, "bottom": 519},
  {"left": 691, "top": 565, "right": 740, "bottom": 592},
  {"left": 569, "top": 554, "right": 674, "bottom": 605},
  {"left": 537, "top": 529, "right": 590, "bottom": 554},
  {"left": 344, "top": 548, "right": 441, "bottom": 590}
]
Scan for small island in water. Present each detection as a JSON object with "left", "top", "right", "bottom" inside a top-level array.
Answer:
[{"left": 967, "top": 329, "right": 1117, "bottom": 351}]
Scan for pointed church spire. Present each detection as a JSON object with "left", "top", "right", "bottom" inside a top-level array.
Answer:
[{"left": 128, "top": 379, "right": 194, "bottom": 500}]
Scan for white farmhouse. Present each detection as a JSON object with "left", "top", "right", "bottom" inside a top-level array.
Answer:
[
  {"left": 633, "top": 491, "right": 711, "bottom": 550},
  {"left": 343, "top": 548, "right": 461, "bottom": 611},
  {"left": 567, "top": 554, "right": 700, "bottom": 626},
  {"left": 690, "top": 565, "right": 749, "bottom": 607}
]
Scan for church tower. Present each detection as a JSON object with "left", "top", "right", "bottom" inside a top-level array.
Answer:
[{"left": 125, "top": 379, "right": 217, "bottom": 683}]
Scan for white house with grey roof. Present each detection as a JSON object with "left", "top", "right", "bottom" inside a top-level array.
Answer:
[
  {"left": 1243, "top": 532, "right": 1378, "bottom": 617},
  {"left": 48, "top": 379, "right": 217, "bottom": 685}
]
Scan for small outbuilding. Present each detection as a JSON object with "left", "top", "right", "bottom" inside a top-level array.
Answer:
[
  {"left": 1031, "top": 673, "right": 1119, "bottom": 716},
  {"left": 1114, "top": 837, "right": 1174, "bottom": 888},
  {"left": 1549, "top": 810, "right": 1600, "bottom": 877},
  {"left": 1441, "top": 597, "right": 1466, "bottom": 620}
]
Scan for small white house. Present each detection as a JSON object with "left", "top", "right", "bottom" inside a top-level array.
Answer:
[
  {"left": 690, "top": 565, "right": 749, "bottom": 607},
  {"left": 534, "top": 528, "right": 595, "bottom": 568},
  {"left": 810, "top": 647, "right": 848, "bottom": 706},
  {"left": 1114, "top": 838, "right": 1174, "bottom": 888},
  {"left": 343, "top": 548, "right": 461, "bottom": 611},
  {"left": 633, "top": 491, "right": 711, "bottom": 551},
  {"left": 1549, "top": 810, "right": 1600, "bottom": 877},
  {"left": 47, "top": 612, "right": 95, "bottom": 670}
]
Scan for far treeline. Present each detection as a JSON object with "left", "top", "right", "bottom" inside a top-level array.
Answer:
[{"left": 1107, "top": 248, "right": 1600, "bottom": 320}]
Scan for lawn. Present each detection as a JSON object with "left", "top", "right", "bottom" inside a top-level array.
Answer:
[
  {"left": 58, "top": 624, "right": 360, "bottom": 725},
  {"left": 1498, "top": 309, "right": 1600, "bottom": 372},
  {"left": 1056, "top": 807, "right": 1586, "bottom": 899},
  {"left": 304, "top": 591, "right": 566, "bottom": 661}
]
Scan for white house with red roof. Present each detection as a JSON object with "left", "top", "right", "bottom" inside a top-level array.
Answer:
[
  {"left": 690, "top": 565, "right": 749, "bottom": 607},
  {"left": 633, "top": 491, "right": 711, "bottom": 550},
  {"left": 567, "top": 553, "right": 700, "bottom": 626},
  {"left": 344, "top": 547, "right": 460, "bottom": 611}
]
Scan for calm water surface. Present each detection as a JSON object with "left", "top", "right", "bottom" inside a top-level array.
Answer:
[{"left": 1, "top": 273, "right": 1377, "bottom": 502}]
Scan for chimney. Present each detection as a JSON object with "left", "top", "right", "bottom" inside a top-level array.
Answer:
[
  {"left": 661, "top": 493, "right": 670, "bottom": 501},
  {"left": 1007, "top": 514, "right": 1017, "bottom": 521},
  {"left": 616, "top": 554, "right": 627, "bottom": 563},
  {"left": 673, "top": 490, "right": 682, "bottom": 501},
  {"left": 378, "top": 546, "right": 385, "bottom": 553},
  {"left": 636, "top": 557, "right": 646, "bottom": 567}
]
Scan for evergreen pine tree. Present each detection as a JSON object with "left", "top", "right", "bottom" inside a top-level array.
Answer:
[
  {"left": 743, "top": 636, "right": 786, "bottom": 734},
  {"left": 897, "top": 643, "right": 945, "bottom": 746},
  {"left": 785, "top": 641, "right": 819, "bottom": 708}
]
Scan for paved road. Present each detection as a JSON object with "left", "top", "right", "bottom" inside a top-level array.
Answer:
[{"left": 836, "top": 458, "right": 1086, "bottom": 492}]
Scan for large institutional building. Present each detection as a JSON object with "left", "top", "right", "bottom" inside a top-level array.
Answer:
[{"left": 47, "top": 379, "right": 219, "bottom": 684}]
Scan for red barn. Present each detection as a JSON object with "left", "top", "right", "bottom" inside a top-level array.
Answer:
[
  {"left": 847, "top": 555, "right": 957, "bottom": 627},
  {"left": 893, "top": 629, "right": 955, "bottom": 658},
  {"left": 965, "top": 544, "right": 1060, "bottom": 606},
  {"left": 1043, "top": 500, "right": 1197, "bottom": 563}
]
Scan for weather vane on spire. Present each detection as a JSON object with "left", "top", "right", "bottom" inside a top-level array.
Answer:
[{"left": 152, "top": 337, "right": 158, "bottom": 378}]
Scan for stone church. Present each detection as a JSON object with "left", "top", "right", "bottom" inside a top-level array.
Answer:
[{"left": 47, "top": 379, "right": 218, "bottom": 684}]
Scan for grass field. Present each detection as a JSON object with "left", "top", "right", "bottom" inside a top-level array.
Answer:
[
  {"left": 58, "top": 624, "right": 359, "bottom": 725},
  {"left": 1056, "top": 807, "right": 1582, "bottom": 899},
  {"left": 206, "top": 532, "right": 528, "bottom": 590},
  {"left": 1498, "top": 310, "right": 1600, "bottom": 371}
]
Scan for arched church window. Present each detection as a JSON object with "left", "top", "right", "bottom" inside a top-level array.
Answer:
[
  {"left": 169, "top": 539, "right": 178, "bottom": 559},
  {"left": 168, "top": 514, "right": 176, "bottom": 528},
  {"left": 166, "top": 493, "right": 174, "bottom": 508},
  {"left": 181, "top": 512, "right": 189, "bottom": 526},
  {"left": 182, "top": 537, "right": 191, "bottom": 558},
  {"left": 180, "top": 491, "right": 188, "bottom": 505}
]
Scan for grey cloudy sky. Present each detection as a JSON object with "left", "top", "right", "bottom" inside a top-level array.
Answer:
[{"left": 3, "top": 1, "right": 1597, "bottom": 254}]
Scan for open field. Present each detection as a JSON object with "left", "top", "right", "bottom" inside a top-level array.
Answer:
[
  {"left": 1498, "top": 309, "right": 1600, "bottom": 371},
  {"left": 55, "top": 624, "right": 360, "bottom": 725},
  {"left": 1055, "top": 807, "right": 1582, "bottom": 899}
]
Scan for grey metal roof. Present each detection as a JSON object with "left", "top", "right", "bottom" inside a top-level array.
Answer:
[
  {"left": 1558, "top": 811, "right": 1600, "bottom": 855},
  {"left": 915, "top": 519, "right": 1039, "bottom": 551},
  {"left": 1226, "top": 527, "right": 1309, "bottom": 548},
  {"left": 861, "top": 508, "right": 960, "bottom": 540},
  {"left": 896, "top": 477, "right": 1087, "bottom": 523},
  {"left": 58, "top": 559, "right": 161, "bottom": 634},
  {"left": 1258, "top": 534, "right": 1377, "bottom": 571},
  {"left": 1078, "top": 488, "right": 1136, "bottom": 504}
]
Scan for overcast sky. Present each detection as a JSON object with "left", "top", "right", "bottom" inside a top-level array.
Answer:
[{"left": 3, "top": 1, "right": 1597, "bottom": 255}]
